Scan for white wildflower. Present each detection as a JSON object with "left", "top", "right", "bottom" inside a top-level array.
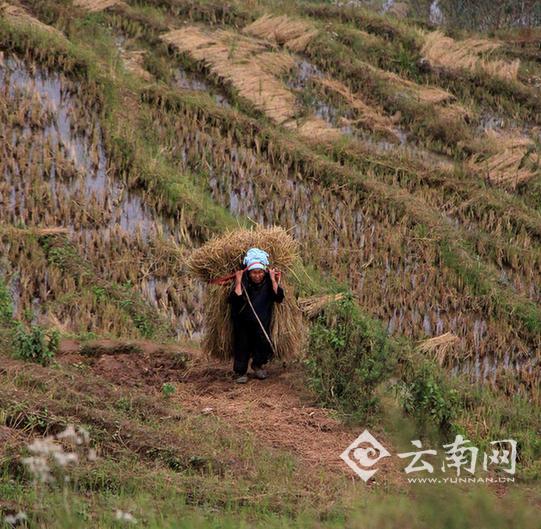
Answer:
[
  {"left": 27, "top": 436, "right": 62, "bottom": 456},
  {"left": 52, "top": 451, "right": 79, "bottom": 467},
  {"left": 22, "top": 424, "right": 94, "bottom": 484},
  {"left": 4, "top": 511, "right": 27, "bottom": 525},
  {"left": 77, "top": 426, "right": 90, "bottom": 445},
  {"left": 115, "top": 510, "right": 138, "bottom": 524},
  {"left": 55, "top": 425, "right": 79, "bottom": 443},
  {"left": 56, "top": 424, "right": 89, "bottom": 445},
  {"left": 21, "top": 456, "right": 53, "bottom": 483}
]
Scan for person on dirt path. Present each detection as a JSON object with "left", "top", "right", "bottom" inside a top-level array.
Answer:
[{"left": 228, "top": 247, "right": 284, "bottom": 384}]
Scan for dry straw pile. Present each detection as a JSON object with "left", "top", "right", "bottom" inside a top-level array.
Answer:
[
  {"left": 0, "top": 3, "right": 65, "bottom": 38},
  {"left": 73, "top": 0, "right": 127, "bottom": 12},
  {"left": 242, "top": 14, "right": 319, "bottom": 53},
  {"left": 187, "top": 226, "right": 306, "bottom": 361},
  {"left": 162, "top": 25, "right": 339, "bottom": 141},
  {"left": 382, "top": 70, "right": 454, "bottom": 105},
  {"left": 421, "top": 31, "right": 520, "bottom": 81},
  {"left": 298, "top": 293, "right": 344, "bottom": 319},
  {"left": 469, "top": 129, "right": 538, "bottom": 189},
  {"left": 315, "top": 77, "right": 400, "bottom": 141},
  {"left": 162, "top": 26, "right": 298, "bottom": 124},
  {"left": 121, "top": 50, "right": 153, "bottom": 81},
  {"left": 416, "top": 332, "right": 460, "bottom": 367}
]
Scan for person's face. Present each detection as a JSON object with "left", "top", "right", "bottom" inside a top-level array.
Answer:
[{"left": 248, "top": 269, "right": 265, "bottom": 283}]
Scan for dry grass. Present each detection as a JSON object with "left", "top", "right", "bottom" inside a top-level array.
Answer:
[
  {"left": 73, "top": 0, "right": 127, "bottom": 12},
  {"left": 285, "top": 116, "right": 342, "bottom": 142},
  {"left": 162, "top": 26, "right": 298, "bottom": 124},
  {"left": 416, "top": 332, "right": 460, "bottom": 366},
  {"left": 469, "top": 129, "right": 538, "bottom": 189},
  {"left": 0, "top": 3, "right": 64, "bottom": 38},
  {"left": 315, "top": 77, "right": 400, "bottom": 141},
  {"left": 382, "top": 70, "right": 454, "bottom": 105},
  {"left": 387, "top": 2, "right": 410, "bottom": 18},
  {"left": 421, "top": 31, "right": 520, "bottom": 81},
  {"left": 298, "top": 293, "right": 344, "bottom": 318},
  {"left": 187, "top": 226, "right": 299, "bottom": 282},
  {"left": 438, "top": 103, "right": 472, "bottom": 122},
  {"left": 187, "top": 226, "right": 305, "bottom": 361},
  {"left": 121, "top": 50, "right": 152, "bottom": 81},
  {"left": 242, "top": 14, "right": 319, "bottom": 53},
  {"left": 162, "top": 25, "right": 339, "bottom": 140}
]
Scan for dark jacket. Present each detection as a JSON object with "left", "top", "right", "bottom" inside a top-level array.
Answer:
[{"left": 227, "top": 272, "right": 284, "bottom": 330}]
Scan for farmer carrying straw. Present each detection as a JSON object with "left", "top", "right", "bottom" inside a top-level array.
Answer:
[
  {"left": 187, "top": 227, "right": 304, "bottom": 375},
  {"left": 228, "top": 247, "right": 284, "bottom": 383}
]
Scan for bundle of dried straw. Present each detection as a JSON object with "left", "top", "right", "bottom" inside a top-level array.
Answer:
[{"left": 187, "top": 226, "right": 306, "bottom": 361}]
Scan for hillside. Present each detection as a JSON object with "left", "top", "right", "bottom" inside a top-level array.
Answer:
[{"left": 0, "top": 0, "right": 540, "bottom": 527}]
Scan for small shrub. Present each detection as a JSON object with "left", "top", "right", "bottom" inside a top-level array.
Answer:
[
  {"left": 395, "top": 360, "right": 459, "bottom": 432},
  {"left": 0, "top": 277, "right": 13, "bottom": 323},
  {"left": 14, "top": 323, "right": 60, "bottom": 366},
  {"left": 305, "top": 292, "right": 395, "bottom": 423},
  {"left": 162, "top": 383, "right": 176, "bottom": 398},
  {"left": 115, "top": 397, "right": 133, "bottom": 414}
]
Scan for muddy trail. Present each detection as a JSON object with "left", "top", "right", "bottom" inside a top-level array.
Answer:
[{"left": 57, "top": 338, "right": 403, "bottom": 487}]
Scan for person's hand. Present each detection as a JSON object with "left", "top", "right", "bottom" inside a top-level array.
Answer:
[
  {"left": 234, "top": 269, "right": 244, "bottom": 295},
  {"left": 269, "top": 268, "right": 281, "bottom": 284}
]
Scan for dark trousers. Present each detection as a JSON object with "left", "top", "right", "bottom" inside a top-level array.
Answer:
[{"left": 232, "top": 320, "right": 273, "bottom": 375}]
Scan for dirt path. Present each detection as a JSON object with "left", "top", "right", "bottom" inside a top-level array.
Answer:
[{"left": 58, "top": 338, "right": 404, "bottom": 487}]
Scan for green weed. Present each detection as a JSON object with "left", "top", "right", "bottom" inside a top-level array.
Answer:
[
  {"left": 13, "top": 323, "right": 60, "bottom": 366},
  {"left": 305, "top": 292, "right": 395, "bottom": 423}
]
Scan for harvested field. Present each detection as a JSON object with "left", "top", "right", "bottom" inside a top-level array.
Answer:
[
  {"left": 0, "top": 4, "right": 540, "bottom": 526},
  {"left": 162, "top": 26, "right": 298, "bottom": 124},
  {"left": 162, "top": 25, "right": 341, "bottom": 140},
  {"left": 421, "top": 31, "right": 520, "bottom": 81},
  {"left": 0, "top": 53, "right": 204, "bottom": 339},
  {"left": 469, "top": 129, "right": 539, "bottom": 189},
  {"left": 313, "top": 76, "right": 401, "bottom": 141}
]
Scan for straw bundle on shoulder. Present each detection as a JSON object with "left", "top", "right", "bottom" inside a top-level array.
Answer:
[{"left": 188, "top": 226, "right": 306, "bottom": 361}]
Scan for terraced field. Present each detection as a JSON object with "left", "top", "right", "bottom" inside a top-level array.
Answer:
[{"left": 0, "top": 1, "right": 540, "bottom": 527}]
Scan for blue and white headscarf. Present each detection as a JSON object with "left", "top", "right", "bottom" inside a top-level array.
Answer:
[{"left": 243, "top": 247, "right": 270, "bottom": 271}]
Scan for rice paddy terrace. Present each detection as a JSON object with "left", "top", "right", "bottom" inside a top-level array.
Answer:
[{"left": 0, "top": 1, "right": 541, "bottom": 527}]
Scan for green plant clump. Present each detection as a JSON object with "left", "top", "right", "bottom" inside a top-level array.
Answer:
[
  {"left": 14, "top": 323, "right": 60, "bottom": 366},
  {"left": 305, "top": 292, "right": 395, "bottom": 423}
]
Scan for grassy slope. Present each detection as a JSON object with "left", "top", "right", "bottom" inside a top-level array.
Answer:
[{"left": 0, "top": 1, "right": 540, "bottom": 527}]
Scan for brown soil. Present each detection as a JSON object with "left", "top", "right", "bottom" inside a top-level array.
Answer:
[{"left": 57, "top": 338, "right": 404, "bottom": 488}]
